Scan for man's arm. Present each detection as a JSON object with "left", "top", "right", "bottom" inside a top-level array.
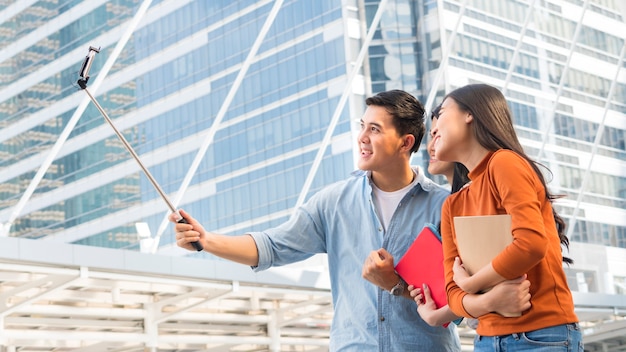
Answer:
[{"left": 171, "top": 209, "right": 259, "bottom": 266}]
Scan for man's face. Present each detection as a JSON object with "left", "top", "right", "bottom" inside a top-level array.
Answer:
[{"left": 357, "top": 105, "right": 407, "bottom": 172}]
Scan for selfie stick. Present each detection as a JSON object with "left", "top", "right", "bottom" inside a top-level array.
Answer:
[{"left": 77, "top": 46, "right": 203, "bottom": 251}]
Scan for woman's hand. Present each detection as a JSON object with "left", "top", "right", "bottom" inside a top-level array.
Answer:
[
  {"left": 408, "top": 284, "right": 423, "bottom": 304},
  {"left": 409, "top": 284, "right": 459, "bottom": 327},
  {"left": 413, "top": 284, "right": 438, "bottom": 326},
  {"left": 453, "top": 257, "right": 475, "bottom": 292},
  {"left": 488, "top": 275, "right": 532, "bottom": 316}
]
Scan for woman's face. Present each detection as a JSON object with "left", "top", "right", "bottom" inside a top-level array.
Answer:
[
  {"left": 432, "top": 97, "right": 472, "bottom": 163},
  {"left": 427, "top": 117, "right": 454, "bottom": 180}
]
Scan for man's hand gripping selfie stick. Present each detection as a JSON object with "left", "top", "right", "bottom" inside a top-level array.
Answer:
[{"left": 77, "top": 46, "right": 203, "bottom": 251}]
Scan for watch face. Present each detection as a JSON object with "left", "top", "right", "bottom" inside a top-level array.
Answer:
[{"left": 391, "top": 281, "right": 404, "bottom": 296}]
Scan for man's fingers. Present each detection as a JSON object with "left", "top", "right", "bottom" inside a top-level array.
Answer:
[
  {"left": 176, "top": 229, "right": 199, "bottom": 242},
  {"left": 366, "top": 251, "right": 380, "bottom": 266},
  {"left": 376, "top": 248, "right": 393, "bottom": 261},
  {"left": 367, "top": 249, "right": 393, "bottom": 266}
]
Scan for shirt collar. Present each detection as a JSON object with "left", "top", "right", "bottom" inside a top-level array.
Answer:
[{"left": 351, "top": 166, "right": 439, "bottom": 193}]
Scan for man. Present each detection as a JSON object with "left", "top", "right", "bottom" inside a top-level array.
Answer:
[{"left": 173, "top": 90, "right": 457, "bottom": 350}]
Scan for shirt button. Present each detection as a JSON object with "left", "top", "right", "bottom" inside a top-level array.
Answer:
[
  {"left": 380, "top": 316, "right": 385, "bottom": 321},
  {"left": 378, "top": 227, "right": 383, "bottom": 232}
]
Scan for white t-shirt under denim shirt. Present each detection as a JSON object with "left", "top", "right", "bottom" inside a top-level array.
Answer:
[{"left": 372, "top": 170, "right": 418, "bottom": 231}]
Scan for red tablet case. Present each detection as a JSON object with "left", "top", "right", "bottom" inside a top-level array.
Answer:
[{"left": 395, "top": 224, "right": 447, "bottom": 310}]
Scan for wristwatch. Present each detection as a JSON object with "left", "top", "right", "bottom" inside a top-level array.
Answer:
[{"left": 389, "top": 277, "right": 406, "bottom": 296}]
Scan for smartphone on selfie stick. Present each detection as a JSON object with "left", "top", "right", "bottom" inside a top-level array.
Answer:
[{"left": 77, "top": 46, "right": 203, "bottom": 251}]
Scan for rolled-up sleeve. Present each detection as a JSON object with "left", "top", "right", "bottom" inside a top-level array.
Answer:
[{"left": 248, "top": 198, "right": 327, "bottom": 272}]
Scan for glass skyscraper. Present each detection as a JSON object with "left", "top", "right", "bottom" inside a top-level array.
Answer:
[
  {"left": 1, "top": 0, "right": 358, "bottom": 251},
  {"left": 0, "top": 0, "right": 624, "bottom": 350}
]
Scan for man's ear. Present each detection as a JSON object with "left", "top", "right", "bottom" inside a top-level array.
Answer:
[{"left": 402, "top": 135, "right": 415, "bottom": 152}]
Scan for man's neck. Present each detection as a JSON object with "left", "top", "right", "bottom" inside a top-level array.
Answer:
[{"left": 371, "top": 167, "right": 416, "bottom": 192}]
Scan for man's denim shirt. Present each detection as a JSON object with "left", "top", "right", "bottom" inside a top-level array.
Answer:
[{"left": 249, "top": 167, "right": 461, "bottom": 351}]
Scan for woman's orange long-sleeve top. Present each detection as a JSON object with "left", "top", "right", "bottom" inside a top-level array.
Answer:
[{"left": 441, "top": 149, "right": 578, "bottom": 336}]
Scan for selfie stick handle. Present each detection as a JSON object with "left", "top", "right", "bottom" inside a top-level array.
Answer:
[{"left": 77, "top": 47, "right": 202, "bottom": 251}]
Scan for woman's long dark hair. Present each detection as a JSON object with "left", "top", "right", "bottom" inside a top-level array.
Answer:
[
  {"left": 444, "top": 84, "right": 572, "bottom": 264},
  {"left": 451, "top": 163, "right": 470, "bottom": 193}
]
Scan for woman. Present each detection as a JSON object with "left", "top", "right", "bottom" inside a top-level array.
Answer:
[
  {"left": 407, "top": 105, "right": 470, "bottom": 326},
  {"left": 406, "top": 104, "right": 530, "bottom": 328},
  {"left": 426, "top": 104, "right": 470, "bottom": 193},
  {"left": 431, "top": 84, "right": 581, "bottom": 351}
]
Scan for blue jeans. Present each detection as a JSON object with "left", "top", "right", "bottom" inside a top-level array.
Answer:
[{"left": 474, "top": 323, "right": 583, "bottom": 351}]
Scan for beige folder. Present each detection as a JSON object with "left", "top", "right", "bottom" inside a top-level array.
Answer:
[
  {"left": 453, "top": 214, "right": 512, "bottom": 276},
  {"left": 453, "top": 214, "right": 520, "bottom": 317}
]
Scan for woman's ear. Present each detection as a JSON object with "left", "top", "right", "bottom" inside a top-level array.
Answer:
[{"left": 465, "top": 113, "right": 473, "bottom": 123}]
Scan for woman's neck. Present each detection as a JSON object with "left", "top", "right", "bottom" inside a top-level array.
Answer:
[{"left": 462, "top": 145, "right": 490, "bottom": 172}]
